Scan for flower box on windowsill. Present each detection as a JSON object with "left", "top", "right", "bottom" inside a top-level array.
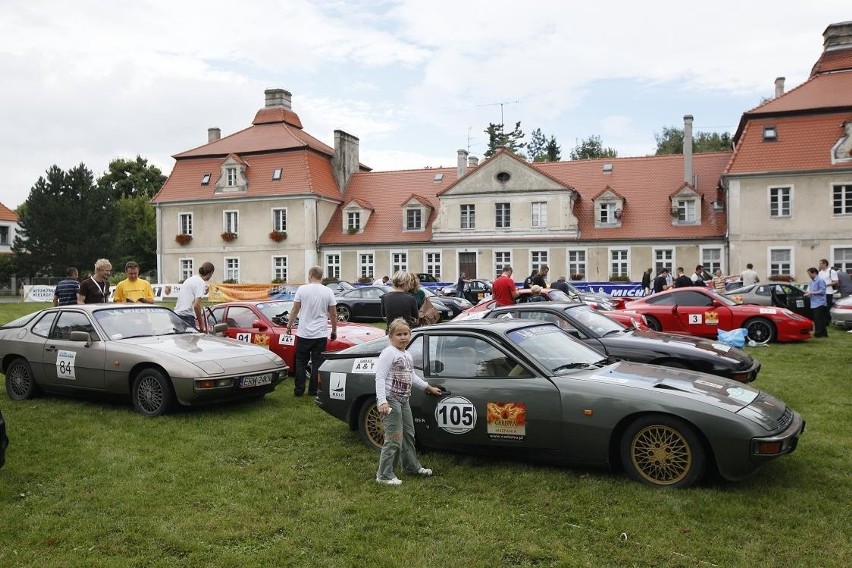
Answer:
[
  {"left": 269, "top": 230, "right": 287, "bottom": 242},
  {"left": 347, "top": 227, "right": 359, "bottom": 235},
  {"left": 570, "top": 273, "right": 585, "bottom": 281},
  {"left": 221, "top": 232, "right": 238, "bottom": 242},
  {"left": 768, "top": 274, "right": 794, "bottom": 282},
  {"left": 175, "top": 234, "right": 192, "bottom": 245}
]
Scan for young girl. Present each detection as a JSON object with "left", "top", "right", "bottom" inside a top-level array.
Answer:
[{"left": 375, "top": 318, "right": 442, "bottom": 485}]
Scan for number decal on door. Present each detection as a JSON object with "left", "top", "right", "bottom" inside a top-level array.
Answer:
[
  {"left": 56, "top": 350, "right": 77, "bottom": 380},
  {"left": 435, "top": 396, "right": 477, "bottom": 434}
]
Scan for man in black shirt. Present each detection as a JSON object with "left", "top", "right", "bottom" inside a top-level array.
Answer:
[{"left": 653, "top": 268, "right": 670, "bottom": 294}]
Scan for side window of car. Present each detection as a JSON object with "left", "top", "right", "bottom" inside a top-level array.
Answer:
[
  {"left": 408, "top": 335, "right": 424, "bottom": 372},
  {"left": 31, "top": 312, "right": 58, "bottom": 337},
  {"left": 227, "top": 307, "right": 257, "bottom": 329},
  {"left": 50, "top": 312, "right": 97, "bottom": 341},
  {"left": 208, "top": 306, "right": 226, "bottom": 328},
  {"left": 676, "top": 291, "right": 713, "bottom": 307},
  {"left": 428, "top": 335, "right": 528, "bottom": 379},
  {"left": 756, "top": 285, "right": 769, "bottom": 296},
  {"left": 646, "top": 294, "right": 675, "bottom": 305}
]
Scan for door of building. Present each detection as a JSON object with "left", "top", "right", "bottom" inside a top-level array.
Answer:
[{"left": 458, "top": 252, "right": 477, "bottom": 279}]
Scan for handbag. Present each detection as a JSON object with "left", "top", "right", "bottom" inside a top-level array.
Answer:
[{"left": 418, "top": 297, "right": 440, "bottom": 325}]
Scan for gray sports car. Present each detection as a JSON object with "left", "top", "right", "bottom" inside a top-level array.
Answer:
[
  {"left": 1, "top": 304, "right": 287, "bottom": 416},
  {"left": 317, "top": 319, "right": 804, "bottom": 488}
]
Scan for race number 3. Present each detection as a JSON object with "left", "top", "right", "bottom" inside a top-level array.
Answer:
[
  {"left": 56, "top": 350, "right": 77, "bottom": 380},
  {"left": 435, "top": 396, "right": 477, "bottom": 434}
]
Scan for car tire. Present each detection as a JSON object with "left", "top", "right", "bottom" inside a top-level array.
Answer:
[
  {"left": 5, "top": 358, "right": 38, "bottom": 400},
  {"left": 132, "top": 369, "right": 176, "bottom": 417},
  {"left": 337, "top": 305, "right": 352, "bottom": 322},
  {"left": 620, "top": 414, "right": 706, "bottom": 488},
  {"left": 357, "top": 398, "right": 384, "bottom": 451},
  {"left": 744, "top": 317, "right": 775, "bottom": 345},
  {"left": 645, "top": 316, "right": 662, "bottom": 332}
]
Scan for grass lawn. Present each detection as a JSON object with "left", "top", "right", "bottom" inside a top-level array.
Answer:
[{"left": 1, "top": 302, "right": 850, "bottom": 567}]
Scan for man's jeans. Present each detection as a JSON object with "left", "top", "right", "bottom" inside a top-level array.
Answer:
[{"left": 293, "top": 336, "right": 327, "bottom": 395}]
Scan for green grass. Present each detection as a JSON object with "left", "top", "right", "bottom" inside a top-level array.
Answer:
[{"left": 1, "top": 302, "right": 850, "bottom": 567}]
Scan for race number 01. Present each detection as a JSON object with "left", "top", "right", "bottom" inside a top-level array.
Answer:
[{"left": 435, "top": 396, "right": 477, "bottom": 434}]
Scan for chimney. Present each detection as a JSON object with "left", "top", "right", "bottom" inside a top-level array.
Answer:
[
  {"left": 264, "top": 88, "right": 292, "bottom": 109},
  {"left": 332, "top": 130, "right": 360, "bottom": 193},
  {"left": 468, "top": 156, "right": 479, "bottom": 167},
  {"left": 774, "top": 77, "right": 785, "bottom": 99},
  {"left": 683, "top": 115, "right": 693, "bottom": 185},
  {"left": 457, "top": 149, "right": 469, "bottom": 178},
  {"left": 207, "top": 127, "right": 221, "bottom": 143},
  {"left": 823, "top": 21, "right": 852, "bottom": 51}
]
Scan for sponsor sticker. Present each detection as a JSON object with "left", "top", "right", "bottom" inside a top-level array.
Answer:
[
  {"left": 710, "top": 342, "right": 731, "bottom": 352},
  {"left": 486, "top": 401, "right": 526, "bottom": 441},
  {"left": 351, "top": 358, "right": 377, "bottom": 374},
  {"left": 759, "top": 308, "right": 777, "bottom": 314},
  {"left": 704, "top": 311, "right": 719, "bottom": 325},
  {"left": 329, "top": 372, "right": 346, "bottom": 400}
]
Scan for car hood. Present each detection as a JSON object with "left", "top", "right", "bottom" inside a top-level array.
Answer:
[
  {"left": 121, "top": 334, "right": 284, "bottom": 374},
  {"left": 337, "top": 324, "right": 384, "bottom": 341},
  {"left": 616, "top": 329, "right": 755, "bottom": 365}
]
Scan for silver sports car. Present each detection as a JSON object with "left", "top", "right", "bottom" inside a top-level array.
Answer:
[{"left": 1, "top": 304, "right": 287, "bottom": 416}]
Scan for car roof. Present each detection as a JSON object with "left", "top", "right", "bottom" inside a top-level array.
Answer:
[
  {"left": 490, "top": 301, "right": 585, "bottom": 311},
  {"left": 45, "top": 304, "right": 173, "bottom": 313}
]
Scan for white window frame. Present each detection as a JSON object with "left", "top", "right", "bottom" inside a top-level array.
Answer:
[
  {"left": 701, "top": 246, "right": 724, "bottom": 275},
  {"left": 405, "top": 208, "right": 422, "bottom": 231},
  {"left": 530, "top": 250, "right": 549, "bottom": 273},
  {"left": 358, "top": 252, "right": 375, "bottom": 279},
  {"left": 832, "top": 183, "right": 852, "bottom": 216},
  {"left": 675, "top": 199, "right": 697, "bottom": 224},
  {"left": 272, "top": 208, "right": 287, "bottom": 232},
  {"left": 531, "top": 201, "right": 547, "bottom": 228},
  {"left": 272, "top": 256, "right": 288, "bottom": 282},
  {"left": 495, "top": 202, "right": 511, "bottom": 229},
  {"left": 767, "top": 247, "right": 794, "bottom": 277},
  {"left": 179, "top": 212, "right": 193, "bottom": 236},
  {"left": 609, "top": 248, "right": 630, "bottom": 278},
  {"left": 567, "top": 248, "right": 587, "bottom": 280},
  {"left": 424, "top": 251, "right": 442, "bottom": 279},
  {"left": 224, "top": 257, "right": 240, "bottom": 282},
  {"left": 460, "top": 204, "right": 475, "bottom": 229},
  {"left": 179, "top": 258, "right": 193, "bottom": 283},
  {"left": 226, "top": 167, "right": 238, "bottom": 186},
  {"left": 224, "top": 210, "right": 239, "bottom": 234},
  {"left": 769, "top": 185, "right": 792, "bottom": 218},
  {"left": 653, "top": 247, "right": 675, "bottom": 276},
  {"left": 347, "top": 211, "right": 361, "bottom": 231},
  {"left": 831, "top": 245, "right": 852, "bottom": 273},
  {"left": 325, "top": 253, "right": 341, "bottom": 280},
  {"left": 494, "top": 251, "right": 512, "bottom": 276},
  {"left": 391, "top": 251, "right": 408, "bottom": 274}
]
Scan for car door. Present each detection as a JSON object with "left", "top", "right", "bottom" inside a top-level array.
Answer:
[
  {"left": 41, "top": 310, "right": 106, "bottom": 391},
  {"left": 776, "top": 284, "right": 810, "bottom": 316},
  {"left": 409, "top": 332, "right": 561, "bottom": 452},
  {"left": 670, "top": 290, "right": 724, "bottom": 338},
  {"left": 225, "top": 306, "right": 275, "bottom": 351}
]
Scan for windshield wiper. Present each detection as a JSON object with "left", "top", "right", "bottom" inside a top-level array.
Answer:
[{"left": 552, "top": 362, "right": 595, "bottom": 372}]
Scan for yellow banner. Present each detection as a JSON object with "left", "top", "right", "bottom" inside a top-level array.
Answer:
[{"left": 209, "top": 283, "right": 295, "bottom": 302}]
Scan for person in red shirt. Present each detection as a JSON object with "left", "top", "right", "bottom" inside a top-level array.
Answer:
[{"left": 492, "top": 265, "right": 519, "bottom": 306}]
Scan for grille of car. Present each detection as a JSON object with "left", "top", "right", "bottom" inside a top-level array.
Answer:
[{"left": 776, "top": 407, "right": 793, "bottom": 431}]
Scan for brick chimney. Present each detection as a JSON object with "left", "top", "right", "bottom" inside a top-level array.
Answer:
[
  {"left": 332, "top": 130, "right": 360, "bottom": 192},
  {"left": 264, "top": 88, "right": 292, "bottom": 109},
  {"left": 457, "top": 149, "right": 469, "bottom": 178},
  {"left": 208, "top": 127, "right": 221, "bottom": 143},
  {"left": 683, "top": 115, "right": 693, "bottom": 185},
  {"left": 774, "top": 77, "right": 785, "bottom": 99}
]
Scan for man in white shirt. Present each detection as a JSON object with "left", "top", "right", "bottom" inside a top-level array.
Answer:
[
  {"left": 818, "top": 258, "right": 839, "bottom": 309},
  {"left": 174, "top": 262, "right": 215, "bottom": 331},
  {"left": 287, "top": 266, "right": 338, "bottom": 397},
  {"left": 741, "top": 264, "right": 760, "bottom": 286}
]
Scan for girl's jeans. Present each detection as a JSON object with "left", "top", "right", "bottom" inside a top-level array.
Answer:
[{"left": 376, "top": 398, "right": 423, "bottom": 480}]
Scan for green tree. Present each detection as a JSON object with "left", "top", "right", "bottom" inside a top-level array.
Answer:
[
  {"left": 97, "top": 156, "right": 166, "bottom": 200},
  {"left": 13, "top": 164, "right": 117, "bottom": 277},
  {"left": 569, "top": 135, "right": 617, "bottom": 160},
  {"left": 112, "top": 196, "right": 157, "bottom": 274},
  {"left": 527, "top": 129, "right": 562, "bottom": 162},
  {"left": 545, "top": 135, "right": 562, "bottom": 161},
  {"left": 484, "top": 121, "right": 526, "bottom": 158},
  {"left": 654, "top": 127, "right": 733, "bottom": 155}
]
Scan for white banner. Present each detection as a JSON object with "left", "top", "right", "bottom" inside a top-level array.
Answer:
[{"left": 22, "top": 283, "right": 184, "bottom": 302}]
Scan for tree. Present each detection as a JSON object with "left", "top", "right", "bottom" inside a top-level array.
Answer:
[
  {"left": 484, "top": 121, "right": 526, "bottom": 158},
  {"left": 654, "top": 127, "right": 733, "bottom": 155},
  {"left": 569, "top": 135, "right": 617, "bottom": 160},
  {"left": 527, "top": 129, "right": 562, "bottom": 162},
  {"left": 13, "top": 164, "right": 117, "bottom": 277},
  {"left": 545, "top": 135, "right": 562, "bottom": 162},
  {"left": 97, "top": 156, "right": 166, "bottom": 200}
]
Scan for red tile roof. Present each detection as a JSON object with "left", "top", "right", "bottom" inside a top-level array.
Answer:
[
  {"left": 811, "top": 46, "right": 852, "bottom": 75},
  {"left": 741, "top": 70, "right": 852, "bottom": 118},
  {"left": 0, "top": 202, "right": 19, "bottom": 222},
  {"left": 173, "top": 121, "right": 334, "bottom": 159}
]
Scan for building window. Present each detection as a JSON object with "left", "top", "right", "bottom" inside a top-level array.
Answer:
[
  {"left": 654, "top": 249, "right": 674, "bottom": 276},
  {"left": 702, "top": 248, "right": 723, "bottom": 275},
  {"left": 272, "top": 208, "right": 287, "bottom": 232},
  {"left": 392, "top": 252, "right": 408, "bottom": 274},
  {"left": 834, "top": 247, "right": 852, "bottom": 273},
  {"left": 531, "top": 251, "right": 548, "bottom": 273},
  {"left": 201, "top": 173, "right": 211, "bottom": 185},
  {"left": 0, "top": 226, "right": 9, "bottom": 245},
  {"left": 567, "top": 250, "right": 586, "bottom": 279},
  {"left": 833, "top": 184, "right": 852, "bottom": 215},
  {"left": 326, "top": 254, "right": 341, "bottom": 280},
  {"left": 224, "top": 211, "right": 239, "bottom": 234},
  {"left": 531, "top": 202, "right": 547, "bottom": 228},
  {"left": 675, "top": 199, "right": 697, "bottom": 223},
  {"left": 347, "top": 212, "right": 361, "bottom": 231},
  {"left": 226, "top": 167, "right": 238, "bottom": 186},
  {"left": 359, "top": 253, "right": 375, "bottom": 279},
  {"left": 495, "top": 252, "right": 511, "bottom": 276},
  {"left": 425, "top": 252, "right": 441, "bottom": 279},
  {"left": 769, "top": 187, "right": 792, "bottom": 218},
  {"left": 179, "top": 213, "right": 193, "bottom": 236},
  {"left": 495, "top": 203, "right": 511, "bottom": 229},
  {"left": 460, "top": 204, "right": 475, "bottom": 229},
  {"left": 406, "top": 209, "right": 422, "bottom": 230},
  {"left": 610, "top": 249, "right": 629, "bottom": 278},
  {"left": 225, "top": 258, "right": 240, "bottom": 282},
  {"left": 598, "top": 202, "right": 616, "bottom": 225},
  {"left": 769, "top": 248, "right": 793, "bottom": 277},
  {"left": 272, "top": 168, "right": 282, "bottom": 181},
  {"left": 272, "top": 256, "right": 288, "bottom": 282},
  {"left": 496, "top": 172, "right": 511, "bottom": 183},
  {"left": 179, "top": 259, "right": 193, "bottom": 283}
]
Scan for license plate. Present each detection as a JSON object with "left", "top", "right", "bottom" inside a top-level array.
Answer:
[{"left": 240, "top": 373, "right": 273, "bottom": 388}]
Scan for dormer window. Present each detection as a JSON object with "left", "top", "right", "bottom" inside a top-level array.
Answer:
[
  {"left": 763, "top": 126, "right": 778, "bottom": 141},
  {"left": 674, "top": 199, "right": 697, "bottom": 222},
  {"left": 598, "top": 202, "right": 618, "bottom": 225},
  {"left": 347, "top": 211, "right": 361, "bottom": 232},
  {"left": 215, "top": 156, "right": 248, "bottom": 193},
  {"left": 406, "top": 209, "right": 422, "bottom": 231}
]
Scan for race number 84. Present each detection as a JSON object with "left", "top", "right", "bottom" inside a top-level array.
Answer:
[{"left": 435, "top": 396, "right": 477, "bottom": 434}]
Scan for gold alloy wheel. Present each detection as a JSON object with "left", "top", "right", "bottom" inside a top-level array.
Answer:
[
  {"left": 359, "top": 401, "right": 385, "bottom": 450},
  {"left": 629, "top": 424, "right": 693, "bottom": 486}
]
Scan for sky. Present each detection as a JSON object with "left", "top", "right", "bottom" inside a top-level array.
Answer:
[{"left": 1, "top": 1, "right": 849, "bottom": 210}]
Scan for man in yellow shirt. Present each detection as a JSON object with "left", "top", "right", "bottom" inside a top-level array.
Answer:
[{"left": 113, "top": 261, "right": 154, "bottom": 303}]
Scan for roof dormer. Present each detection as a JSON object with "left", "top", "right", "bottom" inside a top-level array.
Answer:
[
  {"left": 592, "top": 186, "right": 625, "bottom": 228},
  {"left": 342, "top": 198, "right": 374, "bottom": 234},
  {"left": 215, "top": 154, "right": 248, "bottom": 193},
  {"left": 670, "top": 183, "right": 702, "bottom": 225},
  {"left": 401, "top": 195, "right": 433, "bottom": 232}
]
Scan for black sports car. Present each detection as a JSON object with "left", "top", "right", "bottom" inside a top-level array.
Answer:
[
  {"left": 480, "top": 302, "right": 760, "bottom": 382},
  {"left": 440, "top": 279, "right": 492, "bottom": 304},
  {"left": 334, "top": 286, "right": 451, "bottom": 322}
]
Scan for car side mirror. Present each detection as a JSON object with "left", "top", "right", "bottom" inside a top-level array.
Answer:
[
  {"left": 252, "top": 320, "right": 268, "bottom": 331},
  {"left": 212, "top": 322, "right": 228, "bottom": 335},
  {"left": 70, "top": 331, "right": 92, "bottom": 346}
]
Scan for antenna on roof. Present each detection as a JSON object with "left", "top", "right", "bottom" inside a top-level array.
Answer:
[{"left": 478, "top": 99, "right": 519, "bottom": 134}]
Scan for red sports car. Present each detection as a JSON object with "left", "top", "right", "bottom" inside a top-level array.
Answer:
[
  {"left": 455, "top": 288, "right": 649, "bottom": 330},
  {"left": 624, "top": 287, "right": 813, "bottom": 344},
  {"left": 206, "top": 300, "right": 383, "bottom": 371}
]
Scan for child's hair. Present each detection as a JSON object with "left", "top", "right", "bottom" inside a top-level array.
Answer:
[
  {"left": 531, "top": 284, "right": 542, "bottom": 295},
  {"left": 387, "top": 317, "right": 411, "bottom": 336}
]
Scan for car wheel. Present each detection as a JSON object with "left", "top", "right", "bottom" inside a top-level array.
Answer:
[
  {"left": 5, "top": 358, "right": 38, "bottom": 400},
  {"left": 620, "top": 414, "right": 706, "bottom": 488},
  {"left": 357, "top": 398, "right": 384, "bottom": 451},
  {"left": 744, "top": 318, "right": 775, "bottom": 345},
  {"left": 645, "top": 316, "right": 662, "bottom": 332},
  {"left": 132, "top": 369, "right": 175, "bottom": 417},
  {"left": 337, "top": 305, "right": 352, "bottom": 322}
]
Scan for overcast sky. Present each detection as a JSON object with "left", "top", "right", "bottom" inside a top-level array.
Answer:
[{"left": 1, "top": 1, "right": 849, "bottom": 209}]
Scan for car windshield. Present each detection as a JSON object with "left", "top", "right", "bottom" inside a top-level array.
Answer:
[
  {"left": 706, "top": 289, "right": 738, "bottom": 306},
  {"left": 564, "top": 305, "right": 625, "bottom": 335},
  {"left": 94, "top": 307, "right": 195, "bottom": 339},
  {"left": 255, "top": 301, "right": 294, "bottom": 324},
  {"left": 545, "top": 290, "right": 571, "bottom": 302},
  {"left": 507, "top": 324, "right": 608, "bottom": 374}
]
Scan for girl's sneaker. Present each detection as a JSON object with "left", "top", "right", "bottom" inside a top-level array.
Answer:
[{"left": 376, "top": 477, "right": 402, "bottom": 486}]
